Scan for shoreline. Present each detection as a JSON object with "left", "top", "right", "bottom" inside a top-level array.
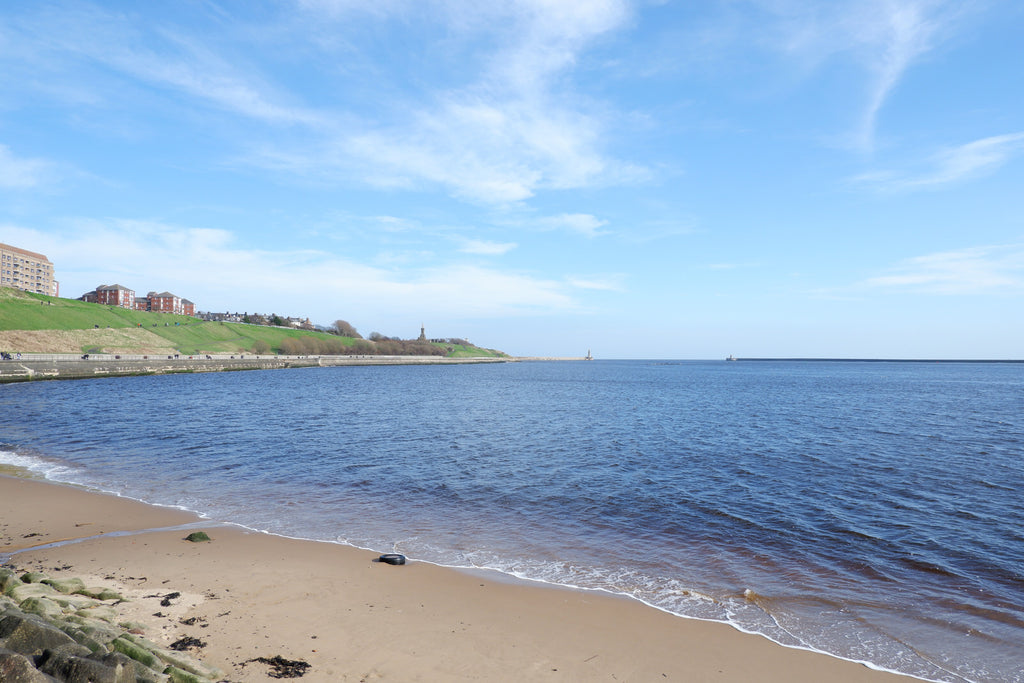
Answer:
[
  {"left": 0, "top": 354, "right": 599, "bottom": 383},
  {"left": 1, "top": 475, "right": 914, "bottom": 682},
  {"left": 0, "top": 354, "right": 513, "bottom": 383}
]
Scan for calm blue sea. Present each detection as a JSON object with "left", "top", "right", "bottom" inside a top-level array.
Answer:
[{"left": 2, "top": 360, "right": 1022, "bottom": 681}]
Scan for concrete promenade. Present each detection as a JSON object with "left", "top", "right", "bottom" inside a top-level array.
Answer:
[{"left": 0, "top": 353, "right": 513, "bottom": 383}]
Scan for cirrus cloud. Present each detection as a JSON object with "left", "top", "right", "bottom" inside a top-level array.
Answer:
[
  {"left": 852, "top": 132, "right": 1024, "bottom": 191},
  {"left": 862, "top": 244, "right": 1024, "bottom": 295}
]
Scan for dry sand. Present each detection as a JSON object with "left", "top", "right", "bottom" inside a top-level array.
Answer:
[{"left": 1, "top": 475, "right": 912, "bottom": 682}]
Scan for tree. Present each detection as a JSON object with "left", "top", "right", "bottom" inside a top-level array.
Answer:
[
  {"left": 252, "top": 340, "right": 271, "bottom": 355},
  {"left": 369, "top": 331, "right": 385, "bottom": 342},
  {"left": 333, "top": 320, "right": 361, "bottom": 338}
]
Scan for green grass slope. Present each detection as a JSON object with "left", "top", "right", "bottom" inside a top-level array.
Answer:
[
  {"left": 444, "top": 342, "right": 506, "bottom": 358},
  {"left": 0, "top": 287, "right": 195, "bottom": 330},
  {"left": 0, "top": 288, "right": 506, "bottom": 357},
  {"left": 158, "top": 323, "right": 361, "bottom": 355}
]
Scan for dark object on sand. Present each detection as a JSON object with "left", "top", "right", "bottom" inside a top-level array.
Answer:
[
  {"left": 170, "top": 635, "right": 206, "bottom": 651},
  {"left": 378, "top": 553, "right": 406, "bottom": 565},
  {"left": 160, "top": 592, "right": 181, "bottom": 607},
  {"left": 251, "top": 655, "right": 311, "bottom": 678},
  {"left": 184, "top": 531, "right": 211, "bottom": 543}
]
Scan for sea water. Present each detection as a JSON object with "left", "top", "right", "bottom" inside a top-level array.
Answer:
[{"left": 1, "top": 360, "right": 1022, "bottom": 682}]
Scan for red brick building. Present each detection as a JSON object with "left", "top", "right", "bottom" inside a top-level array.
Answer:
[
  {"left": 148, "top": 291, "right": 185, "bottom": 315},
  {"left": 82, "top": 285, "right": 195, "bottom": 316},
  {"left": 88, "top": 284, "right": 136, "bottom": 308}
]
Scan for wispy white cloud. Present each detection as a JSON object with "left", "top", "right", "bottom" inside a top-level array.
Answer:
[
  {"left": 567, "top": 275, "right": 624, "bottom": 291},
  {"left": 0, "top": 145, "right": 54, "bottom": 188},
  {"left": 346, "top": 115, "right": 546, "bottom": 204},
  {"left": 331, "top": 87, "right": 634, "bottom": 203},
  {"left": 400, "top": 264, "right": 576, "bottom": 316},
  {"left": 133, "top": 50, "right": 322, "bottom": 126},
  {"left": 5, "top": 5, "right": 321, "bottom": 127},
  {"left": 295, "top": 0, "right": 415, "bottom": 19},
  {"left": 487, "top": 0, "right": 630, "bottom": 94},
  {"left": 367, "top": 216, "right": 422, "bottom": 233},
  {"left": 848, "top": 1, "right": 947, "bottom": 150},
  {"left": 3, "top": 1, "right": 640, "bottom": 205},
  {"left": 743, "top": 0, "right": 970, "bottom": 150},
  {"left": 98, "top": 32, "right": 320, "bottom": 126},
  {"left": 460, "top": 239, "right": 517, "bottom": 255},
  {"left": 862, "top": 244, "right": 1024, "bottom": 295},
  {"left": 852, "top": 132, "right": 1024, "bottom": 191},
  {"left": 539, "top": 213, "right": 610, "bottom": 238},
  {"left": 617, "top": 218, "right": 699, "bottom": 244},
  {"left": 290, "top": 0, "right": 636, "bottom": 203},
  {"left": 300, "top": 0, "right": 629, "bottom": 89},
  {"left": 601, "top": 2, "right": 967, "bottom": 153}
]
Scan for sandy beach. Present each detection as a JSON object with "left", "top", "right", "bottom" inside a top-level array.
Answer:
[{"left": 1, "top": 475, "right": 912, "bottom": 682}]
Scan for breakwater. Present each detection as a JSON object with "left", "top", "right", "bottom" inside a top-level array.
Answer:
[{"left": 0, "top": 354, "right": 511, "bottom": 383}]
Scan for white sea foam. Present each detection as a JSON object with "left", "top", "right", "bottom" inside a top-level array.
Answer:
[{"left": 0, "top": 447, "right": 74, "bottom": 480}]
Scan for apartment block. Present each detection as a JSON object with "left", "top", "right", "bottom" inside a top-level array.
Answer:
[
  {"left": 0, "top": 243, "right": 59, "bottom": 296},
  {"left": 146, "top": 291, "right": 193, "bottom": 315},
  {"left": 83, "top": 286, "right": 195, "bottom": 316},
  {"left": 82, "top": 284, "right": 136, "bottom": 308}
]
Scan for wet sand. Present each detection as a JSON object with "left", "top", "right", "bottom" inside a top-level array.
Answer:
[{"left": 1, "top": 475, "right": 911, "bottom": 681}]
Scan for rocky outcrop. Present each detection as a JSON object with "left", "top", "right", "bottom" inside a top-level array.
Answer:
[{"left": 0, "top": 568, "right": 220, "bottom": 683}]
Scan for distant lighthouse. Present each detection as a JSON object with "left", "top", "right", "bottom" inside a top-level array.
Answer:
[{"left": 418, "top": 323, "right": 426, "bottom": 341}]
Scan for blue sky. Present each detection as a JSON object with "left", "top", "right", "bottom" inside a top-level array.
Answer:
[{"left": 1, "top": 1, "right": 1022, "bottom": 358}]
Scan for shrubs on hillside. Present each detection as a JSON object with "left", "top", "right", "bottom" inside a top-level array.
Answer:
[
  {"left": 365, "top": 339, "right": 447, "bottom": 356},
  {"left": 279, "top": 336, "right": 350, "bottom": 355},
  {"left": 277, "top": 335, "right": 448, "bottom": 357}
]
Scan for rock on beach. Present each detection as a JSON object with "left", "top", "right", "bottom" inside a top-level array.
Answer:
[{"left": 0, "top": 567, "right": 221, "bottom": 683}]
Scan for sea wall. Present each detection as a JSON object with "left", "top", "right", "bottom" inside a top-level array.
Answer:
[{"left": 0, "top": 355, "right": 511, "bottom": 383}]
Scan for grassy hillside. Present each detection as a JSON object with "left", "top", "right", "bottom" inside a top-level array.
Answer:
[
  {"left": 0, "top": 287, "right": 197, "bottom": 330},
  {"left": 0, "top": 288, "right": 506, "bottom": 357},
  {"left": 445, "top": 343, "right": 503, "bottom": 358}
]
